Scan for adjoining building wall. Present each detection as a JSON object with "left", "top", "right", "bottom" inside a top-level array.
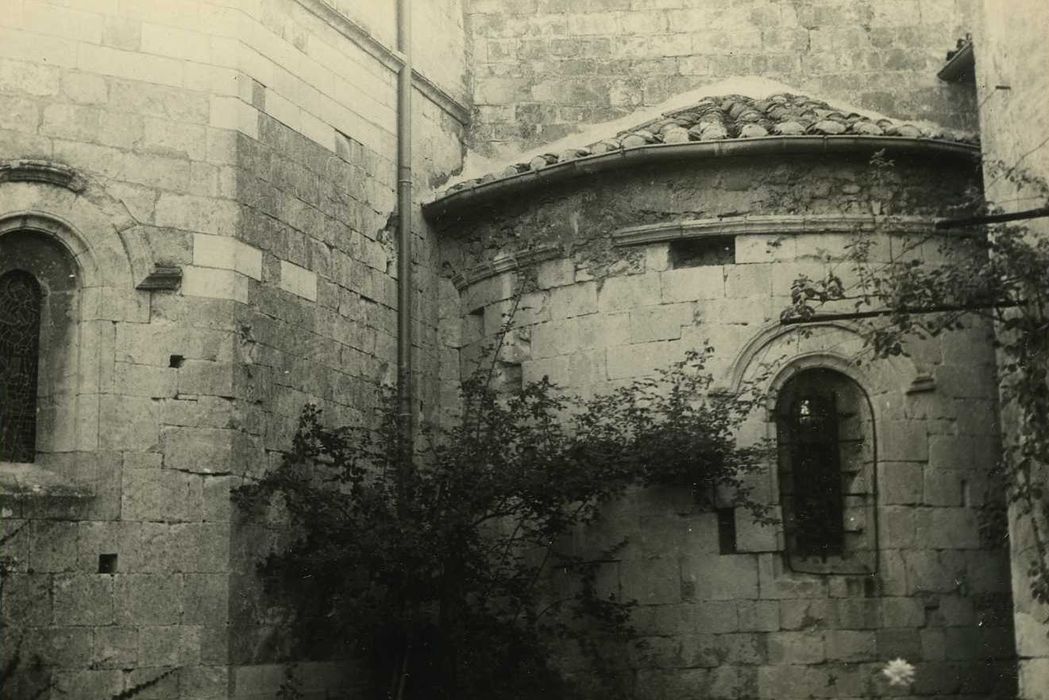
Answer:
[
  {"left": 464, "top": 0, "right": 980, "bottom": 158},
  {"left": 433, "top": 150, "right": 1014, "bottom": 698},
  {"left": 972, "top": 2, "right": 1049, "bottom": 698},
  {"left": 0, "top": 1, "right": 467, "bottom": 698}
]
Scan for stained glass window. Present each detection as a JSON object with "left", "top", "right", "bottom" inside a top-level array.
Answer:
[{"left": 0, "top": 270, "right": 42, "bottom": 462}]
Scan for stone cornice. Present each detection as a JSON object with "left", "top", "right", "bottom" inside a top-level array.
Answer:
[
  {"left": 450, "top": 247, "right": 560, "bottom": 290},
  {"left": 613, "top": 214, "right": 945, "bottom": 247},
  {"left": 451, "top": 215, "right": 951, "bottom": 289},
  {"left": 0, "top": 160, "right": 85, "bottom": 192}
]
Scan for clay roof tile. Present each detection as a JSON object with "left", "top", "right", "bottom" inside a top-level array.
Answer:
[{"left": 440, "top": 91, "right": 978, "bottom": 195}]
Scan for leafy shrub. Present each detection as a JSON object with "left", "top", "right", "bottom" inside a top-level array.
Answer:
[{"left": 234, "top": 348, "right": 770, "bottom": 699}]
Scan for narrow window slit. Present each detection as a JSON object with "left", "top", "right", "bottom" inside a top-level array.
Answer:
[{"left": 716, "top": 507, "right": 737, "bottom": 554}]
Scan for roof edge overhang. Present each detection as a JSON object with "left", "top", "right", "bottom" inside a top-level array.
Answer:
[{"left": 423, "top": 136, "right": 981, "bottom": 223}]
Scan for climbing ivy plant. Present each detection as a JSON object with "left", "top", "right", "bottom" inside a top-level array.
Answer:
[
  {"left": 234, "top": 331, "right": 771, "bottom": 698},
  {"left": 783, "top": 154, "right": 1049, "bottom": 609}
]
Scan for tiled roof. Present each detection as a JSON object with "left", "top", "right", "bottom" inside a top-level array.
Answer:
[{"left": 443, "top": 93, "right": 977, "bottom": 195}]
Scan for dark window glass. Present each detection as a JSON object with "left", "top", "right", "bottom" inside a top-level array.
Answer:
[
  {"left": 776, "top": 368, "right": 875, "bottom": 574},
  {"left": 784, "top": 394, "right": 844, "bottom": 556},
  {"left": 0, "top": 270, "right": 42, "bottom": 462}
]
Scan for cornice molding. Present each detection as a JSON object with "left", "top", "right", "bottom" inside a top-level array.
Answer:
[
  {"left": 613, "top": 214, "right": 944, "bottom": 247},
  {"left": 452, "top": 214, "right": 951, "bottom": 289},
  {"left": 0, "top": 160, "right": 85, "bottom": 192},
  {"left": 450, "top": 247, "right": 560, "bottom": 290}
]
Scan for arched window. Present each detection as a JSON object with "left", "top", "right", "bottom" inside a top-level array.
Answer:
[
  {"left": 0, "top": 229, "right": 80, "bottom": 465},
  {"left": 0, "top": 270, "right": 42, "bottom": 462},
  {"left": 776, "top": 368, "right": 876, "bottom": 574}
]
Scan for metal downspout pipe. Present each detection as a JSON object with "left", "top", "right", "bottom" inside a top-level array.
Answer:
[{"left": 396, "top": 0, "right": 414, "bottom": 447}]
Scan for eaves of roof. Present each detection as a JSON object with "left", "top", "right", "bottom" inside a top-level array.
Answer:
[{"left": 424, "top": 135, "right": 980, "bottom": 222}]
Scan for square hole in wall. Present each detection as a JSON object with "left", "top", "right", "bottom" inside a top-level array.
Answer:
[
  {"left": 169, "top": 354, "right": 184, "bottom": 368},
  {"left": 98, "top": 553, "right": 118, "bottom": 574},
  {"left": 670, "top": 236, "right": 736, "bottom": 268}
]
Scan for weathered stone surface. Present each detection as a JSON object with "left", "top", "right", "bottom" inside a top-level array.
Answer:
[
  {"left": 52, "top": 573, "right": 115, "bottom": 625},
  {"left": 115, "top": 574, "right": 182, "bottom": 625},
  {"left": 92, "top": 626, "right": 139, "bottom": 668}
]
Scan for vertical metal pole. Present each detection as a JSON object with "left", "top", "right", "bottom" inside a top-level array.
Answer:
[
  {"left": 396, "top": 0, "right": 414, "bottom": 447},
  {"left": 394, "top": 2, "right": 414, "bottom": 693}
]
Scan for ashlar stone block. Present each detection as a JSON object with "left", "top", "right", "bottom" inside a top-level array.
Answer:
[
  {"left": 687, "top": 554, "right": 760, "bottom": 601},
  {"left": 597, "top": 272, "right": 661, "bottom": 311},
  {"left": 0, "top": 573, "right": 52, "bottom": 626},
  {"left": 52, "top": 670, "right": 123, "bottom": 698},
  {"left": 875, "top": 627, "right": 922, "bottom": 659},
  {"left": 29, "top": 520, "right": 78, "bottom": 572},
  {"left": 182, "top": 573, "right": 229, "bottom": 625},
  {"left": 53, "top": 572, "right": 115, "bottom": 625},
  {"left": 878, "top": 461, "right": 923, "bottom": 504},
  {"left": 115, "top": 573, "right": 182, "bottom": 625},
  {"left": 660, "top": 266, "right": 725, "bottom": 302},
  {"left": 139, "top": 624, "right": 201, "bottom": 666},
  {"left": 767, "top": 630, "right": 826, "bottom": 664},
  {"left": 23, "top": 626, "right": 93, "bottom": 668},
  {"left": 92, "top": 626, "right": 139, "bottom": 668},
  {"left": 914, "top": 508, "right": 980, "bottom": 549},
  {"left": 738, "top": 600, "right": 780, "bottom": 632},
  {"left": 627, "top": 302, "right": 693, "bottom": 343}
]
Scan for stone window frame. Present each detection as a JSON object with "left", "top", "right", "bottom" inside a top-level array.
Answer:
[
  {"left": 0, "top": 168, "right": 152, "bottom": 500},
  {"left": 767, "top": 356, "right": 880, "bottom": 576},
  {"left": 0, "top": 217, "right": 88, "bottom": 479}
]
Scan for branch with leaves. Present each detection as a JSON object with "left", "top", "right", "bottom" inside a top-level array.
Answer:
[
  {"left": 235, "top": 331, "right": 770, "bottom": 699},
  {"left": 783, "top": 155, "right": 1049, "bottom": 610}
]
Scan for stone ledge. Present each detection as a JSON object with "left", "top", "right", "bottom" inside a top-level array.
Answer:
[
  {"left": 451, "top": 246, "right": 560, "bottom": 290},
  {"left": 613, "top": 214, "right": 944, "bottom": 247},
  {"left": 0, "top": 160, "right": 86, "bottom": 192},
  {"left": 0, "top": 461, "right": 94, "bottom": 500}
]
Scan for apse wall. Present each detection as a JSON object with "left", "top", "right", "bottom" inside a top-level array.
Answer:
[{"left": 431, "top": 147, "right": 1014, "bottom": 697}]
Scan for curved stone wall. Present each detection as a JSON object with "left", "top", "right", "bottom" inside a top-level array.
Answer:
[{"left": 434, "top": 151, "right": 1014, "bottom": 697}]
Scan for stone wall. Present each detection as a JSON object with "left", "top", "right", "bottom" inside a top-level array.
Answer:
[
  {"left": 464, "top": 0, "right": 981, "bottom": 158},
  {"left": 432, "top": 151, "right": 1015, "bottom": 697},
  {"left": 0, "top": 1, "right": 467, "bottom": 698},
  {"left": 973, "top": 2, "right": 1049, "bottom": 697}
]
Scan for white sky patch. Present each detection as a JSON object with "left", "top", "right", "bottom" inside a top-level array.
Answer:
[{"left": 435, "top": 75, "right": 972, "bottom": 195}]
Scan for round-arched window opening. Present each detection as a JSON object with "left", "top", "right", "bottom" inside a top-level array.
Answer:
[{"left": 775, "top": 367, "right": 877, "bottom": 575}]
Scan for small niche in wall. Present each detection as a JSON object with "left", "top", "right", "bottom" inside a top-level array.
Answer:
[
  {"left": 669, "top": 236, "right": 735, "bottom": 268},
  {"left": 716, "top": 507, "right": 737, "bottom": 554},
  {"left": 98, "top": 553, "right": 118, "bottom": 574},
  {"left": 464, "top": 306, "right": 485, "bottom": 343}
]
